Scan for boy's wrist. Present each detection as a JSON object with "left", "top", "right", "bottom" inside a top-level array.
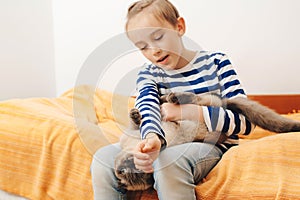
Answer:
[
  {"left": 145, "top": 132, "right": 159, "bottom": 139},
  {"left": 146, "top": 132, "right": 166, "bottom": 150}
]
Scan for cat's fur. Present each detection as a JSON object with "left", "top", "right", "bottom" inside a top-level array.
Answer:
[{"left": 114, "top": 92, "right": 300, "bottom": 191}]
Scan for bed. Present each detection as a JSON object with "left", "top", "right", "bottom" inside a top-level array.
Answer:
[{"left": 1, "top": 85, "right": 300, "bottom": 200}]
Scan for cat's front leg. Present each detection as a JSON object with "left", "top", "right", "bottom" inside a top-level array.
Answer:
[
  {"left": 167, "top": 92, "right": 223, "bottom": 107},
  {"left": 164, "top": 92, "right": 198, "bottom": 104}
]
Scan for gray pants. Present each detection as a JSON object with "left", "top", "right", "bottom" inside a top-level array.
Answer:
[{"left": 91, "top": 142, "right": 223, "bottom": 200}]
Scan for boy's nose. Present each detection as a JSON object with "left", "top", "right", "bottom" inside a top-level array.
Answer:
[{"left": 151, "top": 46, "right": 162, "bottom": 56}]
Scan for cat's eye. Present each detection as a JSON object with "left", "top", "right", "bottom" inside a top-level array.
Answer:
[{"left": 119, "top": 167, "right": 127, "bottom": 175}]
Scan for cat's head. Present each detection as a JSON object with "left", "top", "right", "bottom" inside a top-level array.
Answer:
[{"left": 114, "top": 152, "right": 154, "bottom": 191}]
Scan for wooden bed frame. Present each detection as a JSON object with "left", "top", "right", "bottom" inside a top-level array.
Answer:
[{"left": 248, "top": 94, "right": 300, "bottom": 114}]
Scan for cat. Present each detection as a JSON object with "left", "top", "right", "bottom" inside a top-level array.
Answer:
[{"left": 114, "top": 92, "right": 300, "bottom": 191}]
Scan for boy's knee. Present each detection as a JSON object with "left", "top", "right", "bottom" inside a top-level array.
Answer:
[
  {"left": 153, "top": 149, "right": 184, "bottom": 173},
  {"left": 90, "top": 144, "right": 121, "bottom": 175},
  {"left": 91, "top": 155, "right": 108, "bottom": 175}
]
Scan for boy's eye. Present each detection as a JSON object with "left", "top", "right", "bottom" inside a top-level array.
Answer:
[
  {"left": 154, "top": 34, "right": 163, "bottom": 41},
  {"left": 136, "top": 44, "right": 148, "bottom": 50},
  {"left": 140, "top": 45, "right": 148, "bottom": 50}
]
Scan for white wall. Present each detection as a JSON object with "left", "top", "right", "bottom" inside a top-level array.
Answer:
[
  {"left": 52, "top": 0, "right": 136, "bottom": 96},
  {"left": 0, "top": 0, "right": 56, "bottom": 100},
  {"left": 177, "top": 0, "right": 300, "bottom": 94},
  {"left": 52, "top": 0, "right": 300, "bottom": 96},
  {"left": 1, "top": 0, "right": 299, "bottom": 100}
]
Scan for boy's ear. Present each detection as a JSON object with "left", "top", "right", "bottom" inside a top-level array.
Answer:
[{"left": 176, "top": 17, "right": 186, "bottom": 36}]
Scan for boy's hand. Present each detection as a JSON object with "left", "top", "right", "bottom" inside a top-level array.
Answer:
[
  {"left": 160, "top": 103, "right": 204, "bottom": 122},
  {"left": 160, "top": 103, "right": 182, "bottom": 121},
  {"left": 133, "top": 132, "right": 161, "bottom": 173}
]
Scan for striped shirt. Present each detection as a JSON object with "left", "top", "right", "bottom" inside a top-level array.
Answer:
[{"left": 134, "top": 51, "right": 254, "bottom": 151}]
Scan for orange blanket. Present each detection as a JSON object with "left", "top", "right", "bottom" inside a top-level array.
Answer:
[
  {"left": 0, "top": 85, "right": 132, "bottom": 199},
  {"left": 1, "top": 85, "right": 300, "bottom": 199},
  {"left": 197, "top": 132, "right": 300, "bottom": 199}
]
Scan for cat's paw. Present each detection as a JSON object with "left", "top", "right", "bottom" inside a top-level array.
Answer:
[
  {"left": 130, "top": 108, "right": 142, "bottom": 125},
  {"left": 166, "top": 92, "right": 196, "bottom": 104}
]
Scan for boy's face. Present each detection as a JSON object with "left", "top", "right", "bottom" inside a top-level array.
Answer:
[{"left": 127, "top": 12, "right": 186, "bottom": 70}]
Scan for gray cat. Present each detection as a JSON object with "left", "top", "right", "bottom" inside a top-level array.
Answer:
[{"left": 114, "top": 92, "right": 300, "bottom": 191}]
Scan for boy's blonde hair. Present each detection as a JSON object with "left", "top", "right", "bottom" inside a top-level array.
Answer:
[{"left": 126, "top": 0, "right": 180, "bottom": 30}]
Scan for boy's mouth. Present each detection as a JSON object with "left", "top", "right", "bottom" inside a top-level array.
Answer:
[{"left": 157, "top": 55, "right": 169, "bottom": 63}]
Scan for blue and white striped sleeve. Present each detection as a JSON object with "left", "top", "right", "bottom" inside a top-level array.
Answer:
[
  {"left": 202, "top": 53, "right": 255, "bottom": 136},
  {"left": 134, "top": 65, "right": 165, "bottom": 140}
]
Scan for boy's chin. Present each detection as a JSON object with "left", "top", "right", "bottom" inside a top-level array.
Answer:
[{"left": 158, "top": 63, "right": 177, "bottom": 70}]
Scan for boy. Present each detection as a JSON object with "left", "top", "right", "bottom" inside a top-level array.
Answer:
[{"left": 91, "top": 0, "right": 253, "bottom": 199}]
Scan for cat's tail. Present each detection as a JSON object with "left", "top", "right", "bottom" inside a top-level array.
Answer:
[{"left": 224, "top": 97, "right": 300, "bottom": 133}]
